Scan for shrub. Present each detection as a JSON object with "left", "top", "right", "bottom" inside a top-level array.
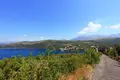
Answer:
[
  {"left": 0, "top": 49, "right": 101, "bottom": 80},
  {"left": 85, "top": 48, "right": 101, "bottom": 65}
]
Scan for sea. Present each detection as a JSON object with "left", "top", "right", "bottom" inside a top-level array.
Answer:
[{"left": 0, "top": 48, "right": 85, "bottom": 59}]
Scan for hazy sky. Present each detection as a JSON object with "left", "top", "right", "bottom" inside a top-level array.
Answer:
[{"left": 0, "top": 0, "right": 120, "bottom": 41}]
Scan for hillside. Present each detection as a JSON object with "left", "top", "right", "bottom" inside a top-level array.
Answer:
[
  {"left": 0, "top": 38, "right": 120, "bottom": 49},
  {"left": 0, "top": 40, "right": 93, "bottom": 49},
  {"left": 91, "top": 38, "right": 120, "bottom": 47},
  {"left": 73, "top": 33, "right": 120, "bottom": 40}
]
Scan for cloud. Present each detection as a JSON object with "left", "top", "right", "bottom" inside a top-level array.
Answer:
[
  {"left": 40, "top": 37, "right": 44, "bottom": 39},
  {"left": 23, "top": 35, "right": 27, "bottom": 37},
  {"left": 40, "top": 37, "right": 53, "bottom": 40},
  {"left": 78, "top": 22, "right": 102, "bottom": 34},
  {"left": 105, "top": 24, "right": 120, "bottom": 29},
  {"left": 105, "top": 26, "right": 108, "bottom": 28},
  {"left": 40, "top": 37, "right": 45, "bottom": 40}
]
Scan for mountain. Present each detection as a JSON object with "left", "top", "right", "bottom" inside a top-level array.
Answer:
[
  {"left": 73, "top": 33, "right": 120, "bottom": 40},
  {"left": 0, "top": 33, "right": 120, "bottom": 49},
  {"left": 0, "top": 38, "right": 120, "bottom": 49},
  {"left": 90, "top": 38, "right": 120, "bottom": 47},
  {"left": 0, "top": 40, "right": 92, "bottom": 49},
  {"left": 0, "top": 42, "right": 11, "bottom": 44},
  {"left": 73, "top": 35, "right": 109, "bottom": 40}
]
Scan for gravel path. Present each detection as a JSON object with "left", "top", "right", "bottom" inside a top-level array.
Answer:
[{"left": 92, "top": 55, "right": 120, "bottom": 80}]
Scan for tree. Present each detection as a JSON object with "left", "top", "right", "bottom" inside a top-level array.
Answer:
[
  {"left": 86, "top": 48, "right": 101, "bottom": 65},
  {"left": 115, "top": 44, "right": 120, "bottom": 56}
]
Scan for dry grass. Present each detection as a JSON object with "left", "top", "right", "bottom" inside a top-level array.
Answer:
[{"left": 59, "top": 65, "right": 93, "bottom": 80}]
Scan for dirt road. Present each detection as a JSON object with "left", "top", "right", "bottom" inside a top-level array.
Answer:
[{"left": 92, "top": 55, "right": 120, "bottom": 80}]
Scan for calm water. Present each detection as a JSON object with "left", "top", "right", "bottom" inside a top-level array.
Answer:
[{"left": 0, "top": 49, "right": 85, "bottom": 59}]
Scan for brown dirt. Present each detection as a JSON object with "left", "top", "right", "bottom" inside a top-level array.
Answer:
[{"left": 59, "top": 65, "right": 93, "bottom": 80}]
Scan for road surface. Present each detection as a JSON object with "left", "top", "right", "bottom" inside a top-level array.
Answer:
[{"left": 92, "top": 55, "right": 120, "bottom": 80}]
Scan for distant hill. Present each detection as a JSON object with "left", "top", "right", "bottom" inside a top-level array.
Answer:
[
  {"left": 0, "top": 38, "right": 120, "bottom": 49},
  {"left": 91, "top": 38, "right": 120, "bottom": 46},
  {"left": 0, "top": 40, "right": 94, "bottom": 49},
  {"left": 73, "top": 33, "right": 120, "bottom": 40}
]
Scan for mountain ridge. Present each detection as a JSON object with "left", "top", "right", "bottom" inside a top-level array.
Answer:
[{"left": 73, "top": 33, "right": 120, "bottom": 40}]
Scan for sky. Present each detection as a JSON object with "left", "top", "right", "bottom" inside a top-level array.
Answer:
[{"left": 0, "top": 0, "right": 120, "bottom": 42}]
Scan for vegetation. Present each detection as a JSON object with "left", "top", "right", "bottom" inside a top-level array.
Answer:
[
  {"left": 0, "top": 48, "right": 101, "bottom": 80},
  {"left": 92, "top": 38, "right": 120, "bottom": 47},
  {"left": 100, "top": 44, "right": 120, "bottom": 61},
  {"left": 0, "top": 38, "right": 120, "bottom": 51},
  {"left": 0, "top": 39, "right": 110, "bottom": 49}
]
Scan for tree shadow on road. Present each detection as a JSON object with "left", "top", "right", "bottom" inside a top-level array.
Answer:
[{"left": 114, "top": 62, "right": 120, "bottom": 67}]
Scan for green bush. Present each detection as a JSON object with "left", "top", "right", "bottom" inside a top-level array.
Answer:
[
  {"left": 0, "top": 49, "right": 101, "bottom": 80},
  {"left": 106, "top": 44, "right": 120, "bottom": 60},
  {"left": 85, "top": 48, "right": 101, "bottom": 65}
]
